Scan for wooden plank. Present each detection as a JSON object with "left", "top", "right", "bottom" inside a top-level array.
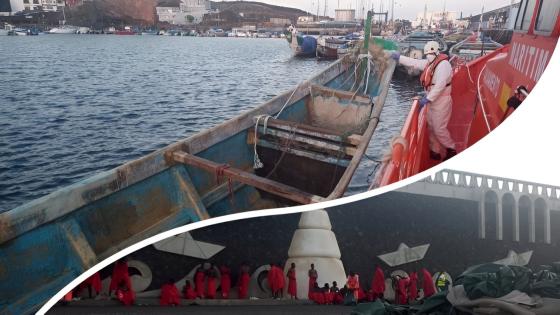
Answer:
[
  {"left": 253, "top": 117, "right": 361, "bottom": 146},
  {"left": 254, "top": 127, "right": 357, "bottom": 156},
  {"left": 173, "top": 152, "right": 325, "bottom": 205},
  {"left": 255, "top": 138, "right": 351, "bottom": 167},
  {"left": 202, "top": 181, "right": 245, "bottom": 208}
]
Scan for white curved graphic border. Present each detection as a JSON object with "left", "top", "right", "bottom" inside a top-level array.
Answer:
[{"left": 38, "top": 39, "right": 560, "bottom": 314}]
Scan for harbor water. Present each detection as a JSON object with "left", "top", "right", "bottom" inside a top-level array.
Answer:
[{"left": 0, "top": 35, "right": 422, "bottom": 211}]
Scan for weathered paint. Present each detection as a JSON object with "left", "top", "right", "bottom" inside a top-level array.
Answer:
[{"left": 0, "top": 48, "right": 396, "bottom": 315}]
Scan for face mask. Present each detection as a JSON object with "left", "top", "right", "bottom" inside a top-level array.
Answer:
[{"left": 427, "top": 54, "right": 436, "bottom": 62}]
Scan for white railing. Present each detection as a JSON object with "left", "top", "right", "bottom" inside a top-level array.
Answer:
[{"left": 424, "top": 170, "right": 560, "bottom": 200}]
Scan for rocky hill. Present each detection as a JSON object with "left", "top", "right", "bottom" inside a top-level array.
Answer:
[{"left": 66, "top": 0, "right": 308, "bottom": 27}]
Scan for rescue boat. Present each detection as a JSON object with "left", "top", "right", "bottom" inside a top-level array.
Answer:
[
  {"left": 373, "top": 0, "right": 559, "bottom": 188},
  {"left": 0, "top": 14, "right": 397, "bottom": 314}
]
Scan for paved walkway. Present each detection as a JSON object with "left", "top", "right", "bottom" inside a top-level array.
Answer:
[
  {"left": 48, "top": 299, "right": 354, "bottom": 315},
  {"left": 49, "top": 305, "right": 352, "bottom": 315}
]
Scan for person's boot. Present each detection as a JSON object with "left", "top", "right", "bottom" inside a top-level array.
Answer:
[
  {"left": 429, "top": 150, "right": 442, "bottom": 160},
  {"left": 444, "top": 148, "right": 457, "bottom": 161}
]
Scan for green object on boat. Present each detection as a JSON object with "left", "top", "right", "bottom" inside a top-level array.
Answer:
[{"left": 371, "top": 37, "right": 399, "bottom": 51}]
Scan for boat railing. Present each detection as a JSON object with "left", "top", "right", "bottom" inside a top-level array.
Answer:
[{"left": 374, "top": 99, "right": 429, "bottom": 187}]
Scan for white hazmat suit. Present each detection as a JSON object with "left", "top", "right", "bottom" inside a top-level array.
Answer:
[{"left": 398, "top": 55, "right": 456, "bottom": 155}]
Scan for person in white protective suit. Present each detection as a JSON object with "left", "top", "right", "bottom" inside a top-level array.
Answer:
[{"left": 391, "top": 41, "right": 457, "bottom": 161}]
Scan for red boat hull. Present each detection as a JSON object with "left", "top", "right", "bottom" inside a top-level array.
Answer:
[{"left": 373, "top": 0, "right": 559, "bottom": 188}]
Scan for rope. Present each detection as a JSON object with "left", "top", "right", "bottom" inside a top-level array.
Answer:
[
  {"left": 213, "top": 164, "right": 236, "bottom": 210},
  {"left": 476, "top": 64, "right": 492, "bottom": 133},
  {"left": 274, "top": 81, "right": 303, "bottom": 119},
  {"left": 253, "top": 115, "right": 265, "bottom": 169},
  {"left": 466, "top": 62, "right": 474, "bottom": 84}
]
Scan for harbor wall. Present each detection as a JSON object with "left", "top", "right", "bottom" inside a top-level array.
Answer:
[{"left": 127, "top": 191, "right": 560, "bottom": 291}]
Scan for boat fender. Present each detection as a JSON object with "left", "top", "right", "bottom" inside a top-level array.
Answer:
[{"left": 391, "top": 136, "right": 408, "bottom": 169}]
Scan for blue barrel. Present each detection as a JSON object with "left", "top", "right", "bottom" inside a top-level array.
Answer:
[{"left": 301, "top": 36, "right": 317, "bottom": 56}]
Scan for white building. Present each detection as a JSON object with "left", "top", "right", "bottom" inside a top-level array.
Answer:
[
  {"left": 412, "top": 10, "right": 458, "bottom": 28},
  {"left": 335, "top": 9, "right": 355, "bottom": 22},
  {"left": 8, "top": 0, "right": 64, "bottom": 13},
  {"left": 40, "top": 0, "right": 64, "bottom": 11},
  {"left": 157, "top": 0, "right": 211, "bottom": 25}
]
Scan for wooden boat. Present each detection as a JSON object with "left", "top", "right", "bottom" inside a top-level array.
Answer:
[
  {"left": 316, "top": 36, "right": 350, "bottom": 60},
  {"left": 285, "top": 26, "right": 317, "bottom": 57},
  {"left": 372, "top": 0, "right": 559, "bottom": 188},
  {"left": 449, "top": 33, "right": 503, "bottom": 63},
  {"left": 0, "top": 25, "right": 396, "bottom": 314},
  {"left": 398, "top": 31, "right": 448, "bottom": 57}
]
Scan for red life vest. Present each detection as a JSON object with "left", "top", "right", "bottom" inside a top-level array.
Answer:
[{"left": 420, "top": 53, "right": 449, "bottom": 89}]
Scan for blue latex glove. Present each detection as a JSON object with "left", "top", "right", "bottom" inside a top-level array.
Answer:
[
  {"left": 390, "top": 51, "right": 400, "bottom": 61},
  {"left": 418, "top": 96, "right": 430, "bottom": 110}
]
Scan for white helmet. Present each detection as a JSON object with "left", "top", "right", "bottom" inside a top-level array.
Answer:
[{"left": 424, "top": 41, "right": 440, "bottom": 55}]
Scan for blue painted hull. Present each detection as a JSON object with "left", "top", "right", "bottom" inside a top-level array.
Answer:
[{"left": 0, "top": 49, "right": 397, "bottom": 314}]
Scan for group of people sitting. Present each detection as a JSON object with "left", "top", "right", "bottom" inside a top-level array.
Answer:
[
  {"left": 307, "top": 265, "right": 443, "bottom": 306},
  {"left": 70, "top": 257, "right": 447, "bottom": 307}
]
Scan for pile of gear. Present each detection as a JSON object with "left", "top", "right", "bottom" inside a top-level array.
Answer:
[{"left": 352, "top": 263, "right": 560, "bottom": 315}]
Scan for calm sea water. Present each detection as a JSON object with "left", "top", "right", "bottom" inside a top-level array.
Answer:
[{"left": 0, "top": 35, "right": 421, "bottom": 211}]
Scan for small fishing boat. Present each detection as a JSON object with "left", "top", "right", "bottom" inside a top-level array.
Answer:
[
  {"left": 0, "top": 16, "right": 397, "bottom": 314},
  {"left": 316, "top": 36, "right": 350, "bottom": 60},
  {"left": 398, "top": 31, "right": 448, "bottom": 57},
  {"left": 443, "top": 30, "right": 474, "bottom": 48},
  {"left": 48, "top": 25, "right": 79, "bottom": 34},
  {"left": 373, "top": 0, "right": 559, "bottom": 188},
  {"left": 449, "top": 33, "right": 504, "bottom": 63},
  {"left": 0, "top": 23, "right": 13, "bottom": 36},
  {"left": 285, "top": 26, "right": 317, "bottom": 57}
]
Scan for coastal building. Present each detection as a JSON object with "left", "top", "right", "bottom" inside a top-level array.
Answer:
[
  {"left": 6, "top": 0, "right": 64, "bottom": 13},
  {"left": 156, "top": 0, "right": 211, "bottom": 25},
  {"left": 464, "top": 2, "right": 521, "bottom": 30},
  {"left": 411, "top": 10, "right": 458, "bottom": 28},
  {"left": 0, "top": 0, "right": 12, "bottom": 16},
  {"left": 269, "top": 17, "right": 290, "bottom": 26},
  {"left": 335, "top": 9, "right": 355, "bottom": 22}
]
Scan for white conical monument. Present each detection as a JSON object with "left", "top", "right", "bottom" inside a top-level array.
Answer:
[{"left": 284, "top": 210, "right": 347, "bottom": 299}]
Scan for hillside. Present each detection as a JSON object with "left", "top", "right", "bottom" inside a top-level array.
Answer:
[{"left": 66, "top": 0, "right": 308, "bottom": 27}]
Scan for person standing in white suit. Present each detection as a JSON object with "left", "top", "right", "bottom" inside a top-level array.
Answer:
[{"left": 391, "top": 41, "right": 457, "bottom": 161}]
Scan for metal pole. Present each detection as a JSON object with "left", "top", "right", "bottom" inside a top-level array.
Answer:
[
  {"left": 363, "top": 10, "right": 372, "bottom": 50},
  {"left": 391, "top": 0, "right": 394, "bottom": 24}
]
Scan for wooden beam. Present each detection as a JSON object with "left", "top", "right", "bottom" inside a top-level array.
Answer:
[
  {"left": 253, "top": 117, "right": 362, "bottom": 146},
  {"left": 253, "top": 127, "right": 357, "bottom": 156},
  {"left": 173, "top": 151, "right": 325, "bottom": 205},
  {"left": 254, "top": 138, "right": 351, "bottom": 167}
]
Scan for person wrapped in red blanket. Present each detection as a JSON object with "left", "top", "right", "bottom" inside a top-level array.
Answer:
[
  {"left": 116, "top": 280, "right": 135, "bottom": 306},
  {"left": 160, "top": 279, "right": 180, "bottom": 306},
  {"left": 287, "top": 263, "right": 297, "bottom": 299},
  {"left": 183, "top": 280, "right": 197, "bottom": 300}
]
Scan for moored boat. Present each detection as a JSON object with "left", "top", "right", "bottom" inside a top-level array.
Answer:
[
  {"left": 449, "top": 33, "right": 503, "bottom": 63},
  {"left": 285, "top": 26, "right": 318, "bottom": 57},
  {"left": 0, "top": 23, "right": 13, "bottom": 36},
  {"left": 115, "top": 26, "right": 135, "bottom": 35},
  {"left": 398, "top": 31, "right": 448, "bottom": 58},
  {"left": 373, "top": 0, "right": 559, "bottom": 188},
  {"left": 316, "top": 36, "right": 350, "bottom": 60},
  {"left": 0, "top": 16, "right": 397, "bottom": 314},
  {"left": 48, "top": 25, "right": 79, "bottom": 34}
]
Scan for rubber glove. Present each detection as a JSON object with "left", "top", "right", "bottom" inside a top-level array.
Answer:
[
  {"left": 418, "top": 96, "right": 430, "bottom": 110},
  {"left": 390, "top": 51, "right": 400, "bottom": 61}
]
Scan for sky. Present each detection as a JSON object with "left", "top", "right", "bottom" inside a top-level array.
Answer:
[{"left": 224, "top": 0, "right": 517, "bottom": 21}]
